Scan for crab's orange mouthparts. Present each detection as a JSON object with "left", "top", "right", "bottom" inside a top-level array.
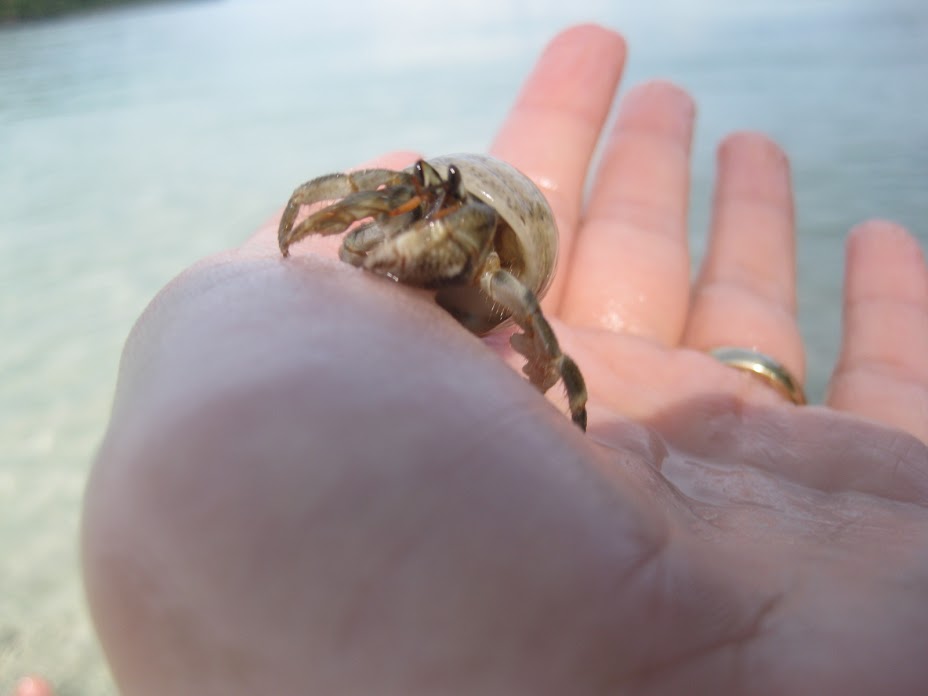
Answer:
[{"left": 390, "top": 195, "right": 422, "bottom": 216}]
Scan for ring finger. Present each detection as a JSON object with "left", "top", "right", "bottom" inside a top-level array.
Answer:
[{"left": 683, "top": 132, "right": 805, "bottom": 392}]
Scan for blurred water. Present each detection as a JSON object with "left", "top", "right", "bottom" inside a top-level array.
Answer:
[{"left": 0, "top": 0, "right": 926, "bottom": 692}]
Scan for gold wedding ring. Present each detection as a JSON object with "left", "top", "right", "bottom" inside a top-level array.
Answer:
[{"left": 709, "top": 347, "right": 807, "bottom": 405}]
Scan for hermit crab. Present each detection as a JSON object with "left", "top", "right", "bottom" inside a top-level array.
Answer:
[{"left": 278, "top": 154, "right": 588, "bottom": 430}]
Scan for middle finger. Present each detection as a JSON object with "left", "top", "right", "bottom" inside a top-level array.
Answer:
[{"left": 560, "top": 81, "right": 696, "bottom": 344}]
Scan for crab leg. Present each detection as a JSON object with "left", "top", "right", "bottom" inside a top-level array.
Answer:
[
  {"left": 335, "top": 210, "right": 411, "bottom": 266},
  {"left": 480, "top": 263, "right": 588, "bottom": 430},
  {"left": 278, "top": 169, "right": 415, "bottom": 256},
  {"left": 361, "top": 198, "right": 497, "bottom": 286}
]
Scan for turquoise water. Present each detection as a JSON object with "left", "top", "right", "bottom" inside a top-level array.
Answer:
[{"left": 1, "top": 0, "right": 925, "bottom": 692}]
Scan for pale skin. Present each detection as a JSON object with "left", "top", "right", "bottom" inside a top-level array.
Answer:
[{"left": 75, "top": 23, "right": 928, "bottom": 696}]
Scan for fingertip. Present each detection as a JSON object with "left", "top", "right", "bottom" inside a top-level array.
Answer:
[
  {"left": 547, "top": 23, "right": 627, "bottom": 57},
  {"left": 848, "top": 217, "right": 912, "bottom": 236},
  {"left": 714, "top": 131, "right": 792, "bottom": 211},
  {"left": 717, "top": 131, "right": 789, "bottom": 172},
  {"left": 14, "top": 676, "right": 54, "bottom": 696},
  {"left": 499, "top": 22, "right": 626, "bottom": 125},
  {"left": 847, "top": 218, "right": 924, "bottom": 259},
  {"left": 844, "top": 218, "right": 928, "bottom": 304},
  {"left": 615, "top": 80, "right": 696, "bottom": 143},
  {"left": 623, "top": 79, "right": 695, "bottom": 114},
  {"left": 718, "top": 130, "right": 782, "bottom": 150}
]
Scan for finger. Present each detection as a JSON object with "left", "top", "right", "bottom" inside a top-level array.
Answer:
[
  {"left": 13, "top": 677, "right": 54, "bottom": 696},
  {"left": 684, "top": 132, "right": 805, "bottom": 387},
  {"left": 241, "top": 150, "right": 423, "bottom": 257},
  {"left": 560, "top": 81, "right": 696, "bottom": 342},
  {"left": 827, "top": 221, "right": 928, "bottom": 442},
  {"left": 491, "top": 24, "right": 626, "bottom": 308}
]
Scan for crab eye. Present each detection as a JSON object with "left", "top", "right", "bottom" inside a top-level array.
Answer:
[
  {"left": 447, "top": 164, "right": 466, "bottom": 201},
  {"left": 415, "top": 160, "right": 442, "bottom": 188},
  {"left": 413, "top": 160, "right": 426, "bottom": 184}
]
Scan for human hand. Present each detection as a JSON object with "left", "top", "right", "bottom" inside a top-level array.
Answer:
[
  {"left": 9, "top": 677, "right": 53, "bottom": 696},
  {"left": 83, "top": 24, "right": 928, "bottom": 695}
]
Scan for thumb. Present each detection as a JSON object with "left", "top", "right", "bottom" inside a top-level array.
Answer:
[{"left": 83, "top": 251, "right": 671, "bottom": 694}]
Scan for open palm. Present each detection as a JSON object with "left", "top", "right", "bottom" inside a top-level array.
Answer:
[{"left": 83, "top": 24, "right": 928, "bottom": 696}]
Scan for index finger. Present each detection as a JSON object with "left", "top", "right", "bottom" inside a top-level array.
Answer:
[{"left": 490, "top": 24, "right": 626, "bottom": 309}]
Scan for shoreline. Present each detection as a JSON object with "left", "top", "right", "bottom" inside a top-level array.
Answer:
[{"left": 0, "top": 0, "right": 187, "bottom": 24}]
